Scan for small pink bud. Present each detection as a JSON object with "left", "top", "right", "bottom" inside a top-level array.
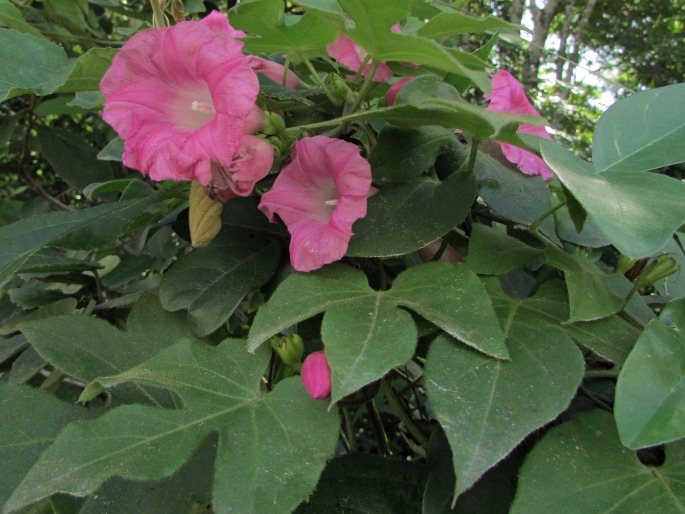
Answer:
[{"left": 300, "top": 351, "right": 331, "bottom": 399}]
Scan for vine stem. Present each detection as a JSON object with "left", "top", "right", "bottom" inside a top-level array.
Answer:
[
  {"left": 342, "top": 407, "right": 358, "bottom": 452},
  {"left": 529, "top": 200, "right": 566, "bottom": 233},
  {"left": 299, "top": 53, "right": 341, "bottom": 106},
  {"left": 381, "top": 378, "right": 429, "bottom": 448},
  {"left": 366, "top": 399, "right": 391, "bottom": 456},
  {"left": 347, "top": 60, "right": 380, "bottom": 114}
]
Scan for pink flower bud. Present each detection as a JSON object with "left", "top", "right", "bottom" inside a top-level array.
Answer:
[
  {"left": 247, "top": 56, "right": 303, "bottom": 89},
  {"left": 300, "top": 351, "right": 331, "bottom": 399}
]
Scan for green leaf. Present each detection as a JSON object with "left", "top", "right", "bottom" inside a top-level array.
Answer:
[
  {"left": 8, "top": 345, "right": 45, "bottom": 383},
  {"left": 56, "top": 48, "right": 118, "bottom": 93},
  {"left": 322, "top": 298, "right": 417, "bottom": 403},
  {"left": 249, "top": 262, "right": 507, "bottom": 366},
  {"left": 566, "top": 314, "right": 640, "bottom": 366},
  {"left": 0, "top": 383, "right": 95, "bottom": 506},
  {"left": 417, "top": 11, "right": 521, "bottom": 38},
  {"left": 615, "top": 299, "right": 685, "bottom": 448},
  {"left": 0, "top": 197, "right": 153, "bottom": 283},
  {"left": 38, "top": 126, "right": 114, "bottom": 190},
  {"left": 474, "top": 143, "right": 558, "bottom": 243},
  {"left": 369, "top": 125, "right": 461, "bottom": 182},
  {"left": 337, "top": 0, "right": 489, "bottom": 89},
  {"left": 0, "top": 197, "right": 158, "bottom": 286},
  {"left": 96, "top": 137, "right": 124, "bottom": 161},
  {"left": 425, "top": 280, "right": 584, "bottom": 500},
  {"left": 541, "top": 139, "right": 685, "bottom": 259},
  {"left": 593, "top": 83, "right": 685, "bottom": 173},
  {"left": 80, "top": 439, "right": 214, "bottom": 514},
  {"left": 231, "top": 0, "right": 337, "bottom": 54},
  {"left": 290, "top": 0, "right": 346, "bottom": 26},
  {"left": 512, "top": 410, "right": 685, "bottom": 514},
  {"left": 346, "top": 172, "right": 477, "bottom": 257},
  {"left": 0, "top": 0, "right": 45, "bottom": 38},
  {"left": 5, "top": 340, "right": 340, "bottom": 514},
  {"left": 19, "top": 293, "right": 198, "bottom": 404},
  {"left": 544, "top": 246, "right": 624, "bottom": 322},
  {"left": 0, "top": 334, "right": 27, "bottom": 364},
  {"left": 372, "top": 75, "right": 543, "bottom": 143},
  {"left": 0, "top": 28, "right": 72, "bottom": 101},
  {"left": 294, "top": 454, "right": 427, "bottom": 513},
  {"left": 159, "top": 229, "right": 280, "bottom": 337},
  {"left": 467, "top": 224, "right": 542, "bottom": 275},
  {"left": 423, "top": 427, "right": 522, "bottom": 514},
  {"left": 0, "top": 297, "right": 79, "bottom": 336}
]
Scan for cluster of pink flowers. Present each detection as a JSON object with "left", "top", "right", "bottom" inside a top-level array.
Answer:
[
  {"left": 101, "top": 13, "right": 553, "bottom": 275},
  {"left": 100, "top": 12, "right": 557, "bottom": 402}
]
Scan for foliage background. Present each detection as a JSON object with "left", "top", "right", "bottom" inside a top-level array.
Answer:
[{"left": 1, "top": 0, "right": 685, "bottom": 513}]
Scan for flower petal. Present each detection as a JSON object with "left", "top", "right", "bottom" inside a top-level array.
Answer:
[
  {"left": 101, "top": 13, "right": 259, "bottom": 185},
  {"left": 485, "top": 70, "right": 553, "bottom": 180},
  {"left": 300, "top": 351, "right": 331, "bottom": 399},
  {"left": 258, "top": 136, "right": 372, "bottom": 271}
]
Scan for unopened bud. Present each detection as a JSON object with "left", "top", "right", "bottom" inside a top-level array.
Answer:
[
  {"left": 329, "top": 74, "right": 355, "bottom": 103},
  {"left": 643, "top": 255, "right": 678, "bottom": 285},
  {"left": 262, "top": 112, "right": 287, "bottom": 136},
  {"left": 188, "top": 181, "right": 222, "bottom": 248},
  {"left": 300, "top": 351, "right": 331, "bottom": 399},
  {"left": 270, "top": 334, "right": 305, "bottom": 369}
]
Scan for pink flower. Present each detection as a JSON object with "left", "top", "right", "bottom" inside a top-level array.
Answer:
[
  {"left": 208, "top": 135, "right": 274, "bottom": 203},
  {"left": 300, "top": 351, "right": 331, "bottom": 399},
  {"left": 258, "top": 136, "right": 372, "bottom": 272},
  {"left": 326, "top": 25, "right": 401, "bottom": 82},
  {"left": 101, "top": 12, "right": 260, "bottom": 186},
  {"left": 247, "top": 56, "right": 303, "bottom": 89},
  {"left": 485, "top": 70, "right": 553, "bottom": 180},
  {"left": 385, "top": 76, "right": 415, "bottom": 106}
]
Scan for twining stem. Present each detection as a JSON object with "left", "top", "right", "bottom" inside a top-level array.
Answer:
[
  {"left": 299, "top": 53, "right": 341, "bottom": 106},
  {"left": 430, "top": 237, "right": 450, "bottom": 262},
  {"left": 579, "top": 385, "right": 612, "bottom": 411},
  {"left": 529, "top": 200, "right": 566, "bottom": 233},
  {"left": 353, "top": 55, "right": 371, "bottom": 82},
  {"left": 366, "top": 399, "right": 391, "bottom": 456},
  {"left": 348, "top": 60, "right": 380, "bottom": 115},
  {"left": 342, "top": 406, "right": 358, "bottom": 452},
  {"left": 381, "top": 378, "right": 429, "bottom": 448}
]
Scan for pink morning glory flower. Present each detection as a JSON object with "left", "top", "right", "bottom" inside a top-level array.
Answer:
[
  {"left": 258, "top": 136, "right": 372, "bottom": 272},
  {"left": 101, "top": 12, "right": 261, "bottom": 186},
  {"left": 485, "top": 70, "right": 553, "bottom": 180},
  {"left": 247, "top": 56, "right": 303, "bottom": 89},
  {"left": 326, "top": 25, "right": 401, "bottom": 82},
  {"left": 300, "top": 351, "right": 331, "bottom": 399}
]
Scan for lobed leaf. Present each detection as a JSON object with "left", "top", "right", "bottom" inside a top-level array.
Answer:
[
  {"left": 425, "top": 279, "right": 584, "bottom": 500},
  {"left": 615, "top": 298, "right": 685, "bottom": 448},
  {"left": 541, "top": 140, "right": 685, "bottom": 259},
  {"left": 593, "top": 83, "right": 685, "bottom": 174},
  {"left": 512, "top": 410, "right": 685, "bottom": 513},
  {"left": 6, "top": 340, "right": 339, "bottom": 514}
]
